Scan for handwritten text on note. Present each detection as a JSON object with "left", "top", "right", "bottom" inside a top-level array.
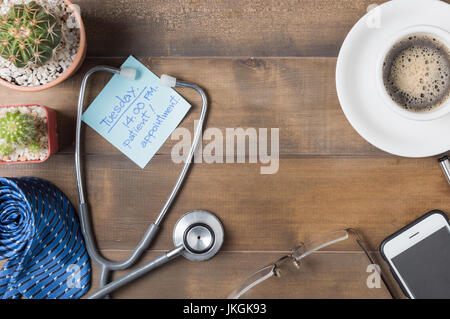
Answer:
[{"left": 82, "top": 56, "right": 191, "bottom": 168}]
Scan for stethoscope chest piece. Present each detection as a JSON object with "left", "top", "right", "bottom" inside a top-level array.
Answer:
[{"left": 173, "top": 210, "right": 224, "bottom": 261}]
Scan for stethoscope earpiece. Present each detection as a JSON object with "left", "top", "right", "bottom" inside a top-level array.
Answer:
[{"left": 173, "top": 210, "right": 224, "bottom": 261}]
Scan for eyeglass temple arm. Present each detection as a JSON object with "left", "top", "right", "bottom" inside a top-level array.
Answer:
[{"left": 347, "top": 228, "right": 396, "bottom": 299}]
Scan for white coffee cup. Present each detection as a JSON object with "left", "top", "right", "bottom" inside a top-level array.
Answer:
[{"left": 375, "top": 25, "right": 450, "bottom": 121}]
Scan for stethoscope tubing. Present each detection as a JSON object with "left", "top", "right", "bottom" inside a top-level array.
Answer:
[
  {"left": 87, "top": 245, "right": 185, "bottom": 299},
  {"left": 75, "top": 66, "right": 208, "bottom": 297}
]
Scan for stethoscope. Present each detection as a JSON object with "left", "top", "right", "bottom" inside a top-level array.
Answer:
[{"left": 75, "top": 66, "right": 224, "bottom": 299}]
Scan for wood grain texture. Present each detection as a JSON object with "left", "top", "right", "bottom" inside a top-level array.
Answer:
[
  {"left": 88, "top": 251, "right": 400, "bottom": 299},
  {"left": 74, "top": 0, "right": 387, "bottom": 57},
  {"left": 3, "top": 0, "right": 448, "bottom": 299},
  {"left": 74, "top": 0, "right": 450, "bottom": 58},
  {"left": 0, "top": 57, "right": 384, "bottom": 156},
  {"left": 0, "top": 250, "right": 400, "bottom": 299},
  {"left": 0, "top": 154, "right": 446, "bottom": 254}
]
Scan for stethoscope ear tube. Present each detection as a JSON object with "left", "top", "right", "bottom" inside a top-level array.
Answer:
[
  {"left": 76, "top": 67, "right": 210, "bottom": 298},
  {"left": 79, "top": 202, "right": 160, "bottom": 266}
]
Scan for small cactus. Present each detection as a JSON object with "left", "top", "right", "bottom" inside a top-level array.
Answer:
[
  {"left": 0, "top": 111, "right": 39, "bottom": 152},
  {"left": 0, "top": 144, "right": 12, "bottom": 156},
  {"left": 28, "top": 140, "right": 41, "bottom": 153},
  {"left": 0, "top": 1, "right": 62, "bottom": 68}
]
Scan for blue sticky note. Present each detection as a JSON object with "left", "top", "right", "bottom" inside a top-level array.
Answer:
[{"left": 82, "top": 56, "right": 191, "bottom": 168}]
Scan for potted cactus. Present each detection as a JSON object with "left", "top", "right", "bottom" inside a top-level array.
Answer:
[
  {"left": 0, "top": 104, "right": 57, "bottom": 163},
  {"left": 0, "top": 0, "right": 86, "bottom": 91}
]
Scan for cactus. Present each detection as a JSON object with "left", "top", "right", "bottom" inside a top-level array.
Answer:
[
  {"left": 0, "top": 1, "right": 62, "bottom": 68},
  {"left": 0, "top": 111, "right": 39, "bottom": 150},
  {"left": 0, "top": 144, "right": 12, "bottom": 156},
  {"left": 28, "top": 140, "right": 41, "bottom": 153}
]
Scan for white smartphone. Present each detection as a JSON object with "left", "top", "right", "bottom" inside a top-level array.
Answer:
[{"left": 381, "top": 210, "right": 450, "bottom": 299}]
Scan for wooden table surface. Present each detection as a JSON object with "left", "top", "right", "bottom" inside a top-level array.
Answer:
[{"left": 1, "top": 0, "right": 449, "bottom": 298}]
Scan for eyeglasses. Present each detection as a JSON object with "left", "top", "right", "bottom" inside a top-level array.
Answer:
[{"left": 228, "top": 229, "right": 395, "bottom": 299}]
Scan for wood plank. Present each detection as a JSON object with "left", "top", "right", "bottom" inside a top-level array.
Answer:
[
  {"left": 2, "top": 0, "right": 438, "bottom": 300},
  {"left": 0, "top": 57, "right": 385, "bottom": 156},
  {"left": 1, "top": 0, "right": 443, "bottom": 300},
  {"left": 0, "top": 154, "right": 446, "bottom": 252},
  {"left": 0, "top": 251, "right": 400, "bottom": 298},
  {"left": 87, "top": 251, "right": 400, "bottom": 299},
  {"left": 74, "top": 0, "right": 450, "bottom": 58},
  {"left": 74, "top": 0, "right": 388, "bottom": 57}
]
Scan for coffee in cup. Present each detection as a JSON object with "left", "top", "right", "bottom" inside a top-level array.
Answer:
[
  {"left": 375, "top": 26, "right": 450, "bottom": 121},
  {"left": 382, "top": 34, "right": 450, "bottom": 113}
]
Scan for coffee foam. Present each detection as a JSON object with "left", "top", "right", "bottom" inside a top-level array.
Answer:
[{"left": 382, "top": 34, "right": 450, "bottom": 112}]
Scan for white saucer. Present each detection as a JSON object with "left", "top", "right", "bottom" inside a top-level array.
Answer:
[{"left": 336, "top": 0, "right": 450, "bottom": 157}]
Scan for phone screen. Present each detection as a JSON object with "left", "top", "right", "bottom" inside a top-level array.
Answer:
[{"left": 392, "top": 226, "right": 450, "bottom": 298}]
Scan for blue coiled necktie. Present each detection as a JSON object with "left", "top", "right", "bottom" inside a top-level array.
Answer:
[{"left": 0, "top": 177, "right": 91, "bottom": 299}]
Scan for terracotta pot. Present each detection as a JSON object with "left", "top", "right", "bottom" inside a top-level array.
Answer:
[
  {"left": 0, "top": 104, "right": 58, "bottom": 164},
  {"left": 0, "top": 0, "right": 87, "bottom": 92}
]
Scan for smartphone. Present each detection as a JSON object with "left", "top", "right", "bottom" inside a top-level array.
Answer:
[{"left": 380, "top": 210, "right": 450, "bottom": 299}]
